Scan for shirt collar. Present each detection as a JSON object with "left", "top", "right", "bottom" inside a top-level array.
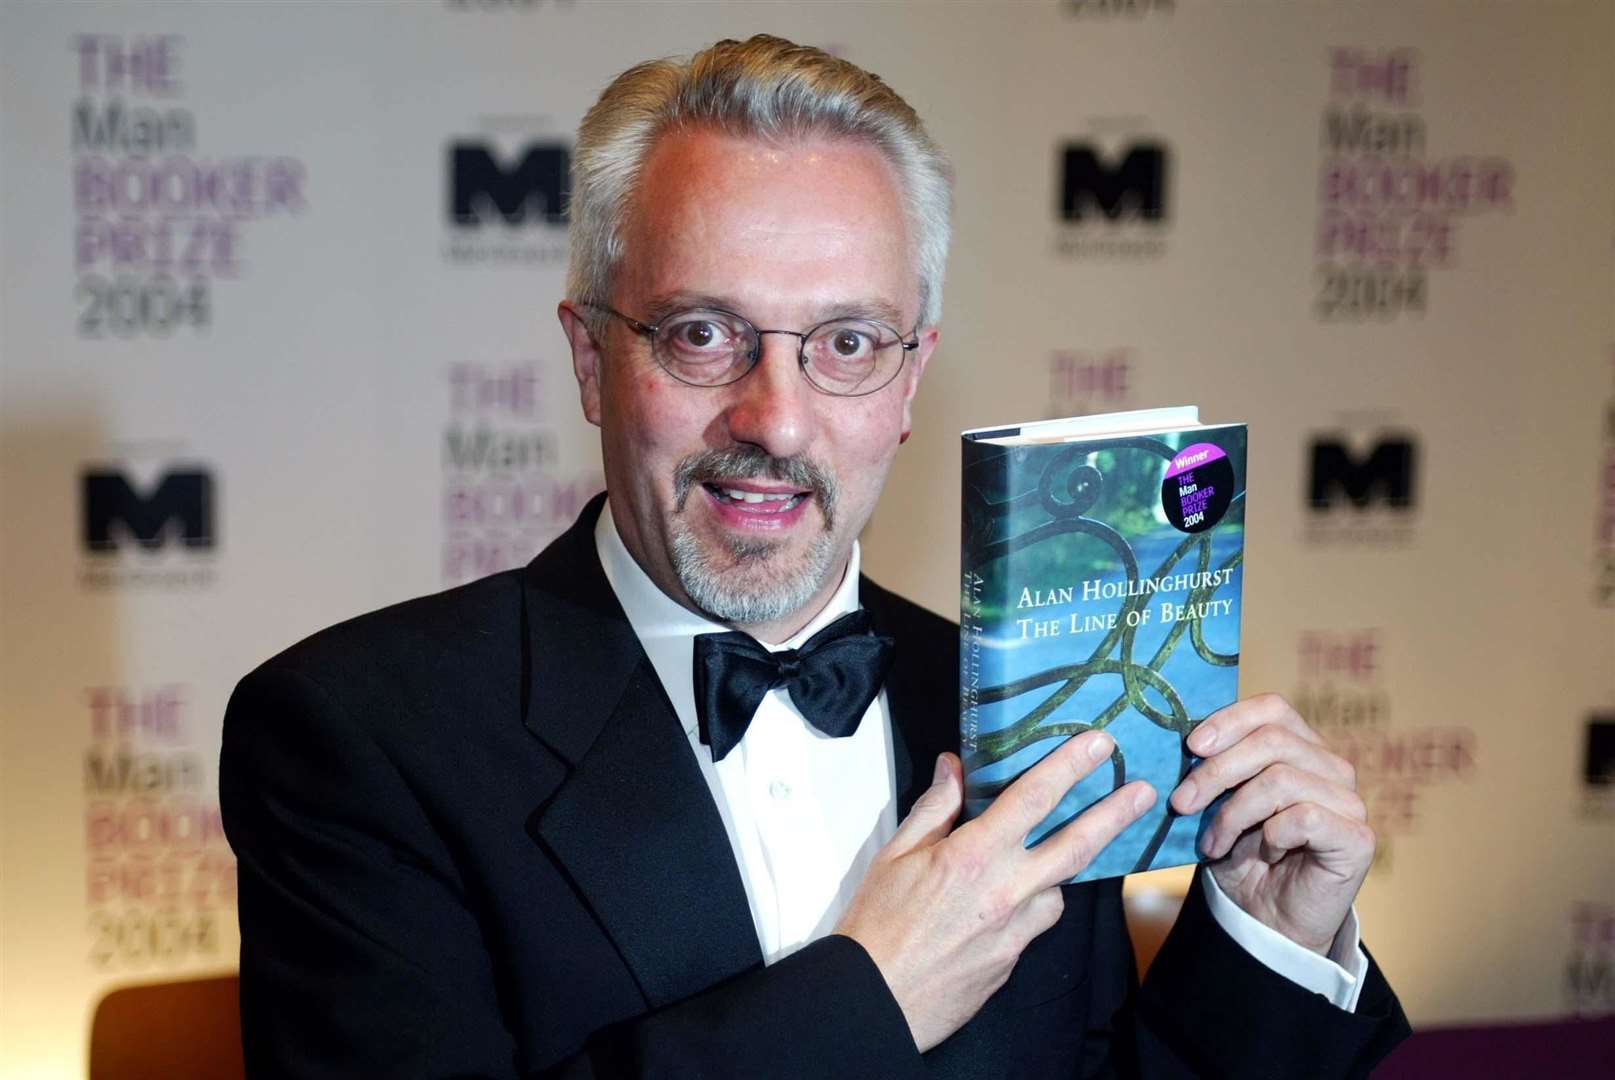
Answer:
[{"left": 594, "top": 499, "right": 862, "bottom": 736}]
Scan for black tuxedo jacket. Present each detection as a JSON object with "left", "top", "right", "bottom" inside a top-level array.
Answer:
[{"left": 222, "top": 496, "right": 1409, "bottom": 1078}]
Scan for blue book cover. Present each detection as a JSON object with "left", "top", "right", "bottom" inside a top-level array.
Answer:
[{"left": 959, "top": 407, "right": 1247, "bottom": 882}]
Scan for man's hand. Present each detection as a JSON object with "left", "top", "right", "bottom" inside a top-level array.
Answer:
[
  {"left": 834, "top": 731, "right": 1155, "bottom": 1053},
  {"left": 1170, "top": 692, "right": 1375, "bottom": 956}
]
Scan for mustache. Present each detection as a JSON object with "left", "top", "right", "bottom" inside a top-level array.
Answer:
[{"left": 672, "top": 446, "right": 839, "bottom": 529}]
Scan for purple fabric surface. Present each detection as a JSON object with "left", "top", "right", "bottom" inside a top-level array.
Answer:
[{"left": 1373, "top": 1017, "right": 1614, "bottom": 1078}]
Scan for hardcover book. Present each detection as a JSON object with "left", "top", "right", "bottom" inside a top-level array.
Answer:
[{"left": 959, "top": 406, "right": 1247, "bottom": 882}]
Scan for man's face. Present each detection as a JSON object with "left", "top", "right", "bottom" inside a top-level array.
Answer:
[{"left": 561, "top": 128, "right": 938, "bottom": 640}]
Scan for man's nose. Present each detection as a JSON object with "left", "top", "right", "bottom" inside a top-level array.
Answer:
[{"left": 720, "top": 334, "right": 814, "bottom": 459}]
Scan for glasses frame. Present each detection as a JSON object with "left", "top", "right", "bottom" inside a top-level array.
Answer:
[{"left": 587, "top": 302, "right": 920, "bottom": 398}]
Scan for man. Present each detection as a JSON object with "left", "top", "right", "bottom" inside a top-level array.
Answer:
[{"left": 223, "top": 35, "right": 1409, "bottom": 1078}]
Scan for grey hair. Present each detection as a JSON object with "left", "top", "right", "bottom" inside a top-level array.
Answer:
[{"left": 566, "top": 35, "right": 953, "bottom": 334}]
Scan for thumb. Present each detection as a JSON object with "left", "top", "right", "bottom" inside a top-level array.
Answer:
[{"left": 885, "top": 752, "right": 963, "bottom": 856}]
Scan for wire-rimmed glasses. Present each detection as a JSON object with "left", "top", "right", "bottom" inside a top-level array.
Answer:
[{"left": 589, "top": 303, "right": 919, "bottom": 397}]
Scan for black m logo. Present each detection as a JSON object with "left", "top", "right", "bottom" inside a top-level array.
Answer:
[
  {"left": 82, "top": 469, "right": 214, "bottom": 552},
  {"left": 1059, "top": 143, "right": 1168, "bottom": 222},
  {"left": 1307, "top": 438, "right": 1417, "bottom": 511},
  {"left": 449, "top": 141, "right": 570, "bottom": 226},
  {"left": 1587, "top": 716, "right": 1615, "bottom": 788}
]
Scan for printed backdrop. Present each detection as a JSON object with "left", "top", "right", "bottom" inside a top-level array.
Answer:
[{"left": 1, "top": 1, "right": 1611, "bottom": 1074}]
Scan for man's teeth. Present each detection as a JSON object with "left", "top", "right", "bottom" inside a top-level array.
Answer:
[{"left": 721, "top": 488, "right": 798, "bottom": 504}]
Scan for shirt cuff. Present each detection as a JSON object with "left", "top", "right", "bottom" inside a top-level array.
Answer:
[{"left": 1199, "top": 870, "right": 1368, "bottom": 1012}]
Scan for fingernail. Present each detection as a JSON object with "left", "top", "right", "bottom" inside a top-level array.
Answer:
[
  {"left": 1133, "top": 784, "right": 1156, "bottom": 813},
  {"left": 933, "top": 756, "right": 949, "bottom": 784},
  {"left": 1088, "top": 733, "right": 1114, "bottom": 762},
  {"left": 1175, "top": 778, "right": 1198, "bottom": 810},
  {"left": 1190, "top": 726, "right": 1216, "bottom": 754}
]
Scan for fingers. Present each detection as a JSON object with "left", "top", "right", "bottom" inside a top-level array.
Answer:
[
  {"left": 1199, "top": 762, "right": 1367, "bottom": 860},
  {"left": 976, "top": 730, "right": 1116, "bottom": 838},
  {"left": 964, "top": 731, "right": 1153, "bottom": 889},
  {"left": 1256, "top": 802, "right": 1377, "bottom": 875},
  {"left": 1025, "top": 781, "right": 1156, "bottom": 886},
  {"left": 885, "top": 752, "right": 964, "bottom": 857},
  {"left": 1172, "top": 699, "right": 1354, "bottom": 817},
  {"left": 1186, "top": 692, "right": 1324, "bottom": 757},
  {"left": 1009, "top": 885, "right": 1066, "bottom": 943}
]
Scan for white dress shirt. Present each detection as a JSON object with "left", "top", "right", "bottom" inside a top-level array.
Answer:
[
  {"left": 596, "top": 504, "right": 896, "bottom": 963},
  {"left": 594, "top": 504, "right": 1366, "bottom": 1006}
]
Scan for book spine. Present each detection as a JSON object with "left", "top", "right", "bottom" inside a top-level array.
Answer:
[
  {"left": 958, "top": 435, "right": 1002, "bottom": 762},
  {"left": 960, "top": 565, "right": 985, "bottom": 756}
]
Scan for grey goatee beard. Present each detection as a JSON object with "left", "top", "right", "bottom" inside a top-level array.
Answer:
[{"left": 669, "top": 447, "right": 840, "bottom": 626}]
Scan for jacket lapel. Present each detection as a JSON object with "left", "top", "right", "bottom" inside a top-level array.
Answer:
[
  {"left": 521, "top": 495, "right": 763, "bottom": 1008},
  {"left": 862, "top": 576, "right": 959, "bottom": 820}
]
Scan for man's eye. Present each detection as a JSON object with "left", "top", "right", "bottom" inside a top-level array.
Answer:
[
  {"left": 663, "top": 315, "right": 736, "bottom": 355},
  {"left": 831, "top": 329, "right": 872, "bottom": 357},
  {"left": 680, "top": 321, "right": 718, "bottom": 348},
  {"left": 812, "top": 322, "right": 881, "bottom": 363}
]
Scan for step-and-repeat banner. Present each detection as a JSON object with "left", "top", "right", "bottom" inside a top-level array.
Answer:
[{"left": 1, "top": 1, "right": 1610, "bottom": 1074}]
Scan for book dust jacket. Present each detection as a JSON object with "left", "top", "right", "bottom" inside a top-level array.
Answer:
[{"left": 960, "top": 413, "right": 1247, "bottom": 881}]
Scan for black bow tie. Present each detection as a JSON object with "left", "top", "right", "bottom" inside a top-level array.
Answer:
[{"left": 691, "top": 610, "right": 896, "bottom": 763}]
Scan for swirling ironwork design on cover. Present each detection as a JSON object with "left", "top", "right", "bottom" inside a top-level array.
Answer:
[{"left": 962, "top": 436, "right": 1243, "bottom": 874}]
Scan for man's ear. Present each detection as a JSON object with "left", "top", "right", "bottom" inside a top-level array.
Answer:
[
  {"left": 898, "top": 326, "right": 940, "bottom": 445},
  {"left": 558, "top": 300, "right": 604, "bottom": 427}
]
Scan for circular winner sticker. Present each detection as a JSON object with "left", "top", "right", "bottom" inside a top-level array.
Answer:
[{"left": 1161, "top": 442, "right": 1234, "bottom": 534}]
